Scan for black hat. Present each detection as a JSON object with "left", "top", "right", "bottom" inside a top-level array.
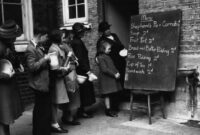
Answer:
[
  {"left": 0, "top": 20, "right": 22, "bottom": 39},
  {"left": 72, "top": 23, "right": 87, "bottom": 34},
  {"left": 98, "top": 21, "right": 111, "bottom": 32}
]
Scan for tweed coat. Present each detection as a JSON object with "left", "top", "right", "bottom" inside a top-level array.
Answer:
[
  {"left": 48, "top": 44, "right": 69, "bottom": 104},
  {"left": 97, "top": 54, "right": 122, "bottom": 95},
  {"left": 26, "top": 42, "right": 50, "bottom": 92}
]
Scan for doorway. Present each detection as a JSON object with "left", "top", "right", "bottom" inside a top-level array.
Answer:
[
  {"left": 103, "top": 0, "right": 139, "bottom": 101},
  {"left": 104, "top": 0, "right": 139, "bottom": 47}
]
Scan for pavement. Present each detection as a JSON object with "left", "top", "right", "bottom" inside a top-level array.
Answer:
[{"left": 10, "top": 99, "right": 200, "bottom": 135}]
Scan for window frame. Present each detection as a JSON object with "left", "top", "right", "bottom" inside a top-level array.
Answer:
[
  {"left": 62, "top": 0, "right": 88, "bottom": 26},
  {"left": 15, "top": 0, "right": 33, "bottom": 52},
  {"left": 0, "top": 0, "right": 33, "bottom": 43}
]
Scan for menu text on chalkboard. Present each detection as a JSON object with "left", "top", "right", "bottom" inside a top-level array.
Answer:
[{"left": 124, "top": 10, "right": 182, "bottom": 91}]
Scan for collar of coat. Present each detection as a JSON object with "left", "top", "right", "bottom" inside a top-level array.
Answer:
[{"left": 51, "top": 43, "right": 65, "bottom": 59}]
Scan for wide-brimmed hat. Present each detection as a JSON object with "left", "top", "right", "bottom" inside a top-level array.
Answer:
[
  {"left": 98, "top": 21, "right": 111, "bottom": 32},
  {"left": 72, "top": 23, "right": 87, "bottom": 34},
  {"left": 0, "top": 20, "right": 22, "bottom": 39}
]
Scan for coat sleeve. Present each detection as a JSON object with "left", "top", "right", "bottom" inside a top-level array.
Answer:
[
  {"left": 112, "top": 33, "right": 125, "bottom": 50},
  {"left": 72, "top": 40, "right": 90, "bottom": 74},
  {"left": 7, "top": 49, "right": 21, "bottom": 70},
  {"left": 0, "top": 73, "right": 10, "bottom": 80},
  {"left": 26, "top": 46, "right": 48, "bottom": 73},
  {"left": 98, "top": 56, "right": 117, "bottom": 78}
]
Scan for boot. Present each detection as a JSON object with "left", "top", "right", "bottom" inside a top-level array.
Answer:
[{"left": 105, "top": 109, "right": 118, "bottom": 117}]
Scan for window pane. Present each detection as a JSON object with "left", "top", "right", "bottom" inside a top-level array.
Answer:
[
  {"left": 69, "top": 0, "right": 75, "bottom": 5},
  {"left": 77, "top": 0, "right": 84, "bottom": 4},
  {"left": 78, "top": 4, "right": 85, "bottom": 18},
  {"left": 69, "top": 6, "right": 76, "bottom": 19},
  {"left": 32, "top": 0, "right": 58, "bottom": 30},
  {"left": 4, "top": 0, "right": 21, "bottom": 3},
  {"left": 4, "top": 4, "right": 23, "bottom": 31}
]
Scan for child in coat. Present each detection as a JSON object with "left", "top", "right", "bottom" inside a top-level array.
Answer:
[{"left": 97, "top": 41, "right": 122, "bottom": 117}]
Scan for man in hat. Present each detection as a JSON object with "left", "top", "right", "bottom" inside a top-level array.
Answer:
[
  {"left": 26, "top": 26, "right": 51, "bottom": 135},
  {"left": 69, "top": 23, "right": 97, "bottom": 118},
  {"left": 0, "top": 20, "right": 24, "bottom": 135},
  {"left": 96, "top": 21, "right": 127, "bottom": 114}
]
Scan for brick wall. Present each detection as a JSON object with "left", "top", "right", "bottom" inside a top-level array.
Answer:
[
  {"left": 139, "top": 0, "right": 200, "bottom": 120},
  {"left": 82, "top": 0, "right": 100, "bottom": 94},
  {"left": 97, "top": 0, "right": 104, "bottom": 23},
  {"left": 57, "top": 0, "right": 99, "bottom": 64},
  {"left": 16, "top": 72, "right": 34, "bottom": 107},
  {"left": 16, "top": 53, "right": 34, "bottom": 108},
  {"left": 83, "top": 0, "right": 99, "bottom": 82},
  {"left": 18, "top": 0, "right": 102, "bottom": 107},
  {"left": 57, "top": 0, "right": 101, "bottom": 94},
  {"left": 57, "top": 0, "right": 99, "bottom": 59},
  {"left": 57, "top": 0, "right": 64, "bottom": 27},
  {"left": 140, "top": 0, "right": 200, "bottom": 55}
]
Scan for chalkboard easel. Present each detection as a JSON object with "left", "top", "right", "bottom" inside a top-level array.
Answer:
[{"left": 124, "top": 10, "right": 182, "bottom": 91}]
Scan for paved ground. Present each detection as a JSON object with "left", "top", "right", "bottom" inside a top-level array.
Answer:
[{"left": 10, "top": 100, "right": 200, "bottom": 135}]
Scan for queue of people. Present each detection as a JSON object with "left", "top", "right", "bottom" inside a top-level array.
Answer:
[{"left": 0, "top": 20, "right": 127, "bottom": 135}]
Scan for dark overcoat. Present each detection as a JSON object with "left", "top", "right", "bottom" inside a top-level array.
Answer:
[
  {"left": 97, "top": 54, "right": 122, "bottom": 95},
  {"left": 0, "top": 43, "right": 23, "bottom": 125},
  {"left": 97, "top": 33, "right": 126, "bottom": 88},
  {"left": 71, "top": 36, "right": 95, "bottom": 107}
]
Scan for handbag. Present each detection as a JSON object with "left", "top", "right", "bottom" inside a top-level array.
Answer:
[{"left": 64, "top": 64, "right": 79, "bottom": 93}]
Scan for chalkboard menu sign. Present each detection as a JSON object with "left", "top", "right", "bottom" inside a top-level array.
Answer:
[{"left": 124, "top": 10, "right": 182, "bottom": 91}]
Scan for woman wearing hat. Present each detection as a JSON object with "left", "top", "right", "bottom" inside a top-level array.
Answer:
[
  {"left": 0, "top": 20, "right": 24, "bottom": 135},
  {"left": 96, "top": 21, "right": 127, "bottom": 113},
  {"left": 71, "top": 23, "right": 97, "bottom": 118}
]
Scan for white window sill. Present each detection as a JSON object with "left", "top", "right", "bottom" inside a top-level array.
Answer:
[
  {"left": 60, "top": 23, "right": 92, "bottom": 30},
  {"left": 14, "top": 40, "right": 30, "bottom": 52}
]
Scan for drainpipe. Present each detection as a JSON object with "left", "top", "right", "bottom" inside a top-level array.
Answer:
[{"left": 186, "top": 68, "right": 199, "bottom": 118}]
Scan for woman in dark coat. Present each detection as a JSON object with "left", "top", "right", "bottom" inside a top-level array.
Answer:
[
  {"left": 71, "top": 23, "right": 96, "bottom": 118},
  {"left": 0, "top": 20, "right": 24, "bottom": 135}
]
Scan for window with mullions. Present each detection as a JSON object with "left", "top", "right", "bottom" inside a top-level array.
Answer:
[
  {"left": 0, "top": 0, "right": 23, "bottom": 32},
  {"left": 0, "top": 0, "right": 33, "bottom": 42},
  {"left": 63, "top": 0, "right": 88, "bottom": 25}
]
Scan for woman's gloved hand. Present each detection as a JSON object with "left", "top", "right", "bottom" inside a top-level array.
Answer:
[{"left": 87, "top": 71, "right": 98, "bottom": 82}]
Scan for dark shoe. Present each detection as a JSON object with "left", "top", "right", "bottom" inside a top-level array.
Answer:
[
  {"left": 62, "top": 118, "right": 81, "bottom": 126},
  {"left": 80, "top": 112, "right": 93, "bottom": 118},
  {"left": 111, "top": 110, "right": 118, "bottom": 117},
  {"left": 105, "top": 109, "right": 118, "bottom": 117},
  {"left": 78, "top": 110, "right": 93, "bottom": 118},
  {"left": 65, "top": 121, "right": 81, "bottom": 125},
  {"left": 51, "top": 126, "right": 68, "bottom": 133}
]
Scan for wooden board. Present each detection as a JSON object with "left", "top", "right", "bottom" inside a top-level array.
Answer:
[{"left": 124, "top": 10, "right": 182, "bottom": 91}]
